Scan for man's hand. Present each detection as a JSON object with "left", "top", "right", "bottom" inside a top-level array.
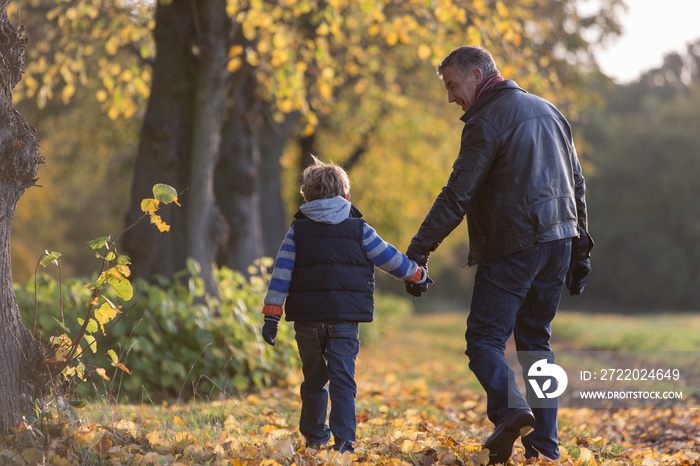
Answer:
[
  {"left": 566, "top": 257, "right": 591, "bottom": 296},
  {"left": 262, "top": 315, "right": 280, "bottom": 346},
  {"left": 405, "top": 265, "right": 434, "bottom": 298},
  {"left": 567, "top": 229, "right": 593, "bottom": 296}
]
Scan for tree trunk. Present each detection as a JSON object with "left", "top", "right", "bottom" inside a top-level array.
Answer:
[
  {"left": 0, "top": 2, "right": 47, "bottom": 434},
  {"left": 259, "top": 114, "right": 297, "bottom": 258},
  {"left": 215, "top": 97, "right": 297, "bottom": 271},
  {"left": 123, "top": 0, "right": 230, "bottom": 295},
  {"left": 125, "top": 0, "right": 297, "bottom": 283},
  {"left": 215, "top": 66, "right": 264, "bottom": 272}
]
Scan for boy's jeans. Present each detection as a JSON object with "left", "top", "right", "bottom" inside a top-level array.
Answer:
[
  {"left": 294, "top": 321, "right": 359, "bottom": 454},
  {"left": 465, "top": 239, "right": 571, "bottom": 460}
]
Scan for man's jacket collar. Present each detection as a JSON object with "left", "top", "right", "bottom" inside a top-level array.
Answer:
[{"left": 460, "top": 80, "right": 526, "bottom": 122}]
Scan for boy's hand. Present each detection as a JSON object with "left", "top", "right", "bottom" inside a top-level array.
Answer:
[
  {"left": 405, "top": 266, "right": 434, "bottom": 298},
  {"left": 262, "top": 315, "right": 280, "bottom": 346}
]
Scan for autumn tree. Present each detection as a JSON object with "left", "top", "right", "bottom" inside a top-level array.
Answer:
[
  {"left": 9, "top": 0, "right": 152, "bottom": 281},
  {"left": 0, "top": 1, "right": 47, "bottom": 434},
  {"left": 14, "top": 0, "right": 625, "bottom": 294}
]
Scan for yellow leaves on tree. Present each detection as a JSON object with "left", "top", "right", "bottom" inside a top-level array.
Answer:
[
  {"left": 10, "top": 0, "right": 154, "bottom": 119},
  {"left": 94, "top": 299, "right": 120, "bottom": 334},
  {"left": 13, "top": 0, "right": 622, "bottom": 135},
  {"left": 141, "top": 198, "right": 169, "bottom": 232},
  {"left": 140, "top": 183, "right": 181, "bottom": 233}
]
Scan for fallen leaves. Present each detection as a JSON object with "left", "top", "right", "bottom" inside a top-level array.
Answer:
[{"left": 2, "top": 313, "right": 699, "bottom": 465}]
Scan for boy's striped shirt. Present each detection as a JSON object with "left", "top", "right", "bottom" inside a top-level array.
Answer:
[{"left": 264, "top": 223, "right": 418, "bottom": 308}]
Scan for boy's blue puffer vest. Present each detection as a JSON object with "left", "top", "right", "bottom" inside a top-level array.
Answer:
[{"left": 284, "top": 212, "right": 375, "bottom": 322}]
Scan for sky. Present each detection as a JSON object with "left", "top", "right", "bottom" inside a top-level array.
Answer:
[{"left": 592, "top": 0, "right": 700, "bottom": 83}]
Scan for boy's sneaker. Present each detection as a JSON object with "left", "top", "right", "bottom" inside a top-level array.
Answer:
[{"left": 483, "top": 409, "right": 535, "bottom": 465}]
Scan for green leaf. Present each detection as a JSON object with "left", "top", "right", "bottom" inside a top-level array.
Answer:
[
  {"left": 68, "top": 400, "right": 87, "bottom": 409},
  {"left": 116, "top": 255, "right": 132, "bottom": 265},
  {"left": 52, "top": 317, "right": 67, "bottom": 332},
  {"left": 85, "top": 272, "right": 108, "bottom": 290},
  {"left": 152, "top": 183, "right": 179, "bottom": 205},
  {"left": 108, "top": 349, "right": 119, "bottom": 364},
  {"left": 88, "top": 236, "right": 110, "bottom": 250},
  {"left": 77, "top": 318, "right": 99, "bottom": 334},
  {"left": 108, "top": 275, "right": 134, "bottom": 301},
  {"left": 40, "top": 251, "right": 62, "bottom": 267},
  {"left": 84, "top": 335, "right": 97, "bottom": 353}
]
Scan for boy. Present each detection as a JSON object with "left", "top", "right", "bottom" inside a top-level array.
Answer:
[{"left": 261, "top": 156, "right": 432, "bottom": 454}]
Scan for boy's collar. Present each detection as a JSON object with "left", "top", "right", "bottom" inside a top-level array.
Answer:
[{"left": 294, "top": 203, "right": 363, "bottom": 220}]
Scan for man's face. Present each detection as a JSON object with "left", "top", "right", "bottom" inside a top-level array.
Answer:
[{"left": 441, "top": 65, "right": 482, "bottom": 113}]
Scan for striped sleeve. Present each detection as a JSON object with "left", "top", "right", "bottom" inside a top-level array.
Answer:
[
  {"left": 363, "top": 223, "right": 418, "bottom": 280},
  {"left": 264, "top": 225, "right": 296, "bottom": 307}
]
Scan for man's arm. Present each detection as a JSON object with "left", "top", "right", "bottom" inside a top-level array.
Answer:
[
  {"left": 566, "top": 146, "right": 594, "bottom": 296},
  {"left": 571, "top": 147, "right": 593, "bottom": 258},
  {"left": 407, "top": 123, "right": 496, "bottom": 264}
]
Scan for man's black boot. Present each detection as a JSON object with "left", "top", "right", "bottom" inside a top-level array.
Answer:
[{"left": 483, "top": 409, "right": 535, "bottom": 465}]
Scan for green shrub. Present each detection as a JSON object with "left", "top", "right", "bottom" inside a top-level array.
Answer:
[
  {"left": 16, "top": 259, "right": 297, "bottom": 402},
  {"left": 16, "top": 259, "right": 414, "bottom": 403}
]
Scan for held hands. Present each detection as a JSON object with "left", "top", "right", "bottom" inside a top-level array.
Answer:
[
  {"left": 405, "top": 265, "right": 434, "bottom": 298},
  {"left": 262, "top": 315, "right": 280, "bottom": 346}
]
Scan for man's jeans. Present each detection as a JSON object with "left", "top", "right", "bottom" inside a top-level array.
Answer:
[
  {"left": 466, "top": 239, "right": 571, "bottom": 460},
  {"left": 294, "top": 321, "right": 359, "bottom": 454}
]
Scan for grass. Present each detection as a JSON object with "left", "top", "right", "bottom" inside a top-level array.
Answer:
[
  {"left": 551, "top": 310, "right": 700, "bottom": 351},
  {"left": 5, "top": 310, "right": 700, "bottom": 465}
]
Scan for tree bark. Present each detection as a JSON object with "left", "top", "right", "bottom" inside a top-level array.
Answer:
[
  {"left": 258, "top": 113, "right": 297, "bottom": 258},
  {"left": 125, "top": 0, "right": 297, "bottom": 284},
  {"left": 215, "top": 96, "right": 297, "bottom": 271},
  {"left": 0, "top": 2, "right": 47, "bottom": 434},
  {"left": 122, "top": 0, "right": 230, "bottom": 295},
  {"left": 215, "top": 65, "right": 264, "bottom": 272}
]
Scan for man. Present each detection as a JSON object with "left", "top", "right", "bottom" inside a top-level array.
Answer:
[{"left": 405, "top": 46, "right": 593, "bottom": 464}]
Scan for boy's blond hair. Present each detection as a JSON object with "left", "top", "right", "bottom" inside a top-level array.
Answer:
[{"left": 300, "top": 155, "right": 351, "bottom": 202}]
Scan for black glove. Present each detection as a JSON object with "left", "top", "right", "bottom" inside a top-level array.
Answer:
[
  {"left": 566, "top": 257, "right": 591, "bottom": 296},
  {"left": 405, "top": 266, "right": 434, "bottom": 298},
  {"left": 262, "top": 315, "right": 280, "bottom": 346},
  {"left": 566, "top": 229, "right": 594, "bottom": 296}
]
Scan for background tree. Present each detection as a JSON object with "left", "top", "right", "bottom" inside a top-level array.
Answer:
[
  {"left": 121, "top": 0, "right": 232, "bottom": 296},
  {"left": 124, "top": 0, "right": 626, "bottom": 294},
  {"left": 569, "top": 39, "right": 700, "bottom": 311},
  {"left": 11, "top": 0, "right": 625, "bottom": 296},
  {"left": 0, "top": 1, "right": 47, "bottom": 434},
  {"left": 10, "top": 0, "right": 150, "bottom": 281}
]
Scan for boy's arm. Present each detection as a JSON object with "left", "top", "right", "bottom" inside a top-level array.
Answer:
[
  {"left": 263, "top": 225, "right": 296, "bottom": 313},
  {"left": 261, "top": 226, "right": 296, "bottom": 346},
  {"left": 362, "top": 223, "right": 425, "bottom": 283}
]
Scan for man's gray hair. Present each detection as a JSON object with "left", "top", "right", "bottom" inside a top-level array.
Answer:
[{"left": 437, "top": 46, "right": 499, "bottom": 78}]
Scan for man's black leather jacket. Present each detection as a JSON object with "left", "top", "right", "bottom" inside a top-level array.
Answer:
[{"left": 407, "top": 80, "right": 592, "bottom": 266}]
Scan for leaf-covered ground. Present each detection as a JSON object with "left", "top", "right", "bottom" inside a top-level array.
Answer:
[{"left": 3, "top": 313, "right": 700, "bottom": 465}]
